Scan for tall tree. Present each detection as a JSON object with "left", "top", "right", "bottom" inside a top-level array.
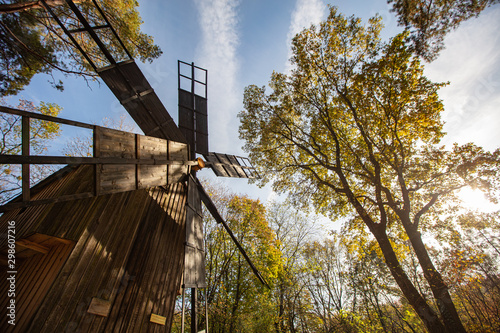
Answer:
[
  {"left": 387, "top": 0, "right": 499, "bottom": 61},
  {"left": 239, "top": 7, "right": 499, "bottom": 332},
  {"left": 202, "top": 183, "right": 281, "bottom": 333},
  {"left": 302, "top": 237, "right": 356, "bottom": 332},
  {"left": 0, "top": 0, "right": 161, "bottom": 96},
  {"left": 266, "top": 200, "right": 317, "bottom": 333}
]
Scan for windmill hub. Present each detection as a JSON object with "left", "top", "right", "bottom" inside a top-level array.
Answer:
[{"left": 192, "top": 157, "right": 206, "bottom": 172}]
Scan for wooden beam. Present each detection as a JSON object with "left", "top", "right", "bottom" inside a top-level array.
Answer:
[
  {"left": 0, "top": 105, "right": 94, "bottom": 129},
  {"left": 0, "top": 192, "right": 95, "bottom": 213},
  {"left": 16, "top": 239, "right": 50, "bottom": 254},
  {"left": 94, "top": 126, "right": 101, "bottom": 197},
  {"left": 67, "top": 24, "right": 109, "bottom": 34},
  {"left": 22, "top": 116, "right": 30, "bottom": 202},
  {"left": 0, "top": 155, "right": 200, "bottom": 166},
  {"left": 135, "top": 134, "right": 141, "bottom": 189}
]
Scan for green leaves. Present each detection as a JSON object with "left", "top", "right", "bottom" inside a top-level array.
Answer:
[
  {"left": 240, "top": 7, "right": 447, "bottom": 223},
  {"left": 388, "top": 0, "right": 499, "bottom": 61},
  {"left": 239, "top": 6, "right": 499, "bottom": 331},
  {"left": 202, "top": 182, "right": 283, "bottom": 332},
  {"left": 0, "top": 0, "right": 162, "bottom": 96}
]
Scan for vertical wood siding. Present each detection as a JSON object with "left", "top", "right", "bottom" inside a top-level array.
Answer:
[
  {"left": 0, "top": 165, "right": 187, "bottom": 332},
  {"left": 0, "top": 236, "right": 74, "bottom": 333}
]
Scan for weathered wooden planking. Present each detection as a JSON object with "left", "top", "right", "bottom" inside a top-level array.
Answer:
[
  {"left": 104, "top": 183, "right": 187, "bottom": 332},
  {"left": 194, "top": 94, "right": 209, "bottom": 155},
  {"left": 99, "top": 128, "right": 136, "bottom": 158},
  {"left": 96, "top": 128, "right": 189, "bottom": 193},
  {"left": 0, "top": 163, "right": 188, "bottom": 333},
  {"left": 184, "top": 177, "right": 206, "bottom": 288},
  {"left": 168, "top": 141, "right": 189, "bottom": 184},
  {"left": 0, "top": 236, "right": 74, "bottom": 333},
  {"left": 18, "top": 243, "right": 74, "bottom": 331},
  {"left": 78, "top": 191, "right": 150, "bottom": 332},
  {"left": 15, "top": 238, "right": 49, "bottom": 254},
  {"left": 98, "top": 128, "right": 135, "bottom": 194},
  {"left": 25, "top": 189, "right": 151, "bottom": 332},
  {"left": 178, "top": 89, "right": 209, "bottom": 156},
  {"left": 139, "top": 135, "right": 168, "bottom": 188}
]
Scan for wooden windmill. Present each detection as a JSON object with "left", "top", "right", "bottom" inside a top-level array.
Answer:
[{"left": 0, "top": 1, "right": 266, "bottom": 332}]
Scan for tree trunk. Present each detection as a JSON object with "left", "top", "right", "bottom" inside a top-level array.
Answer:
[
  {"left": 229, "top": 257, "right": 242, "bottom": 333},
  {"left": 369, "top": 223, "right": 447, "bottom": 333},
  {"left": 402, "top": 222, "right": 467, "bottom": 333},
  {"left": 277, "top": 282, "right": 285, "bottom": 332}
]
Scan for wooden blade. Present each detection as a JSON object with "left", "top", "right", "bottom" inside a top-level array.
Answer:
[{"left": 204, "top": 152, "right": 260, "bottom": 179}]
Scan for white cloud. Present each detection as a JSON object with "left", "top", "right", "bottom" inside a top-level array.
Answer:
[
  {"left": 286, "top": 0, "right": 327, "bottom": 72},
  {"left": 424, "top": 6, "right": 500, "bottom": 151},
  {"left": 194, "top": 0, "right": 241, "bottom": 153}
]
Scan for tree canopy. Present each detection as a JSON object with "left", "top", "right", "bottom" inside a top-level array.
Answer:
[
  {"left": 172, "top": 181, "right": 500, "bottom": 332},
  {"left": 199, "top": 183, "right": 282, "bottom": 332},
  {"left": 239, "top": 6, "right": 499, "bottom": 332},
  {"left": 0, "top": 0, "right": 162, "bottom": 96},
  {"left": 388, "top": 0, "right": 500, "bottom": 61}
]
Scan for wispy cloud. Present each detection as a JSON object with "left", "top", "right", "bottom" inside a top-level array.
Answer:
[
  {"left": 285, "top": 0, "right": 327, "bottom": 72},
  {"left": 194, "top": 0, "right": 241, "bottom": 153},
  {"left": 424, "top": 6, "right": 500, "bottom": 151}
]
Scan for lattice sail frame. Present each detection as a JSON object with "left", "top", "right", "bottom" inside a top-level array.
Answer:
[{"left": 178, "top": 61, "right": 209, "bottom": 157}]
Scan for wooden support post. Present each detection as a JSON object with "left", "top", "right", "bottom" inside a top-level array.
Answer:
[
  {"left": 22, "top": 116, "right": 30, "bottom": 202},
  {"left": 135, "top": 134, "right": 140, "bottom": 189},
  {"left": 191, "top": 287, "right": 197, "bottom": 333},
  {"left": 190, "top": 62, "right": 196, "bottom": 160},
  {"left": 205, "top": 287, "right": 209, "bottom": 333},
  {"left": 93, "top": 126, "right": 101, "bottom": 196},
  {"left": 181, "top": 286, "right": 186, "bottom": 332}
]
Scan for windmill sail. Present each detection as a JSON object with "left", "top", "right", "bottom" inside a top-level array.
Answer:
[
  {"left": 204, "top": 152, "right": 260, "bottom": 179},
  {"left": 42, "top": 0, "right": 185, "bottom": 142},
  {"left": 178, "top": 61, "right": 209, "bottom": 157},
  {"left": 184, "top": 176, "right": 207, "bottom": 288}
]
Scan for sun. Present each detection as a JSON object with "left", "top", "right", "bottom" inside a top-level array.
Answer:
[{"left": 457, "top": 187, "right": 499, "bottom": 213}]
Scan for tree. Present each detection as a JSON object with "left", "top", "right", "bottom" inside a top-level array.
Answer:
[
  {"left": 0, "top": 0, "right": 162, "bottom": 96},
  {"left": 0, "top": 98, "right": 61, "bottom": 202},
  {"left": 387, "top": 0, "right": 500, "bottom": 61},
  {"left": 201, "top": 182, "right": 282, "bottom": 333},
  {"left": 302, "top": 237, "right": 356, "bottom": 332},
  {"left": 435, "top": 211, "right": 500, "bottom": 332},
  {"left": 266, "top": 200, "right": 317, "bottom": 333},
  {"left": 239, "top": 7, "right": 499, "bottom": 332}
]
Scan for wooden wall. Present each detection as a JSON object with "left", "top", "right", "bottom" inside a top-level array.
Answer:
[
  {"left": 0, "top": 235, "right": 74, "bottom": 333},
  {"left": 0, "top": 165, "right": 187, "bottom": 332},
  {"left": 97, "top": 127, "right": 189, "bottom": 194}
]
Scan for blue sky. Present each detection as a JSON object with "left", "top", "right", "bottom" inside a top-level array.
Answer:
[{"left": 10, "top": 0, "right": 500, "bottom": 207}]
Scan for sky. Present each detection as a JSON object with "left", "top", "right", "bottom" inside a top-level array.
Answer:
[{"left": 9, "top": 0, "right": 500, "bottom": 213}]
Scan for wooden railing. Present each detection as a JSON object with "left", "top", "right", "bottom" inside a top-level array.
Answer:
[{"left": 0, "top": 106, "right": 195, "bottom": 212}]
